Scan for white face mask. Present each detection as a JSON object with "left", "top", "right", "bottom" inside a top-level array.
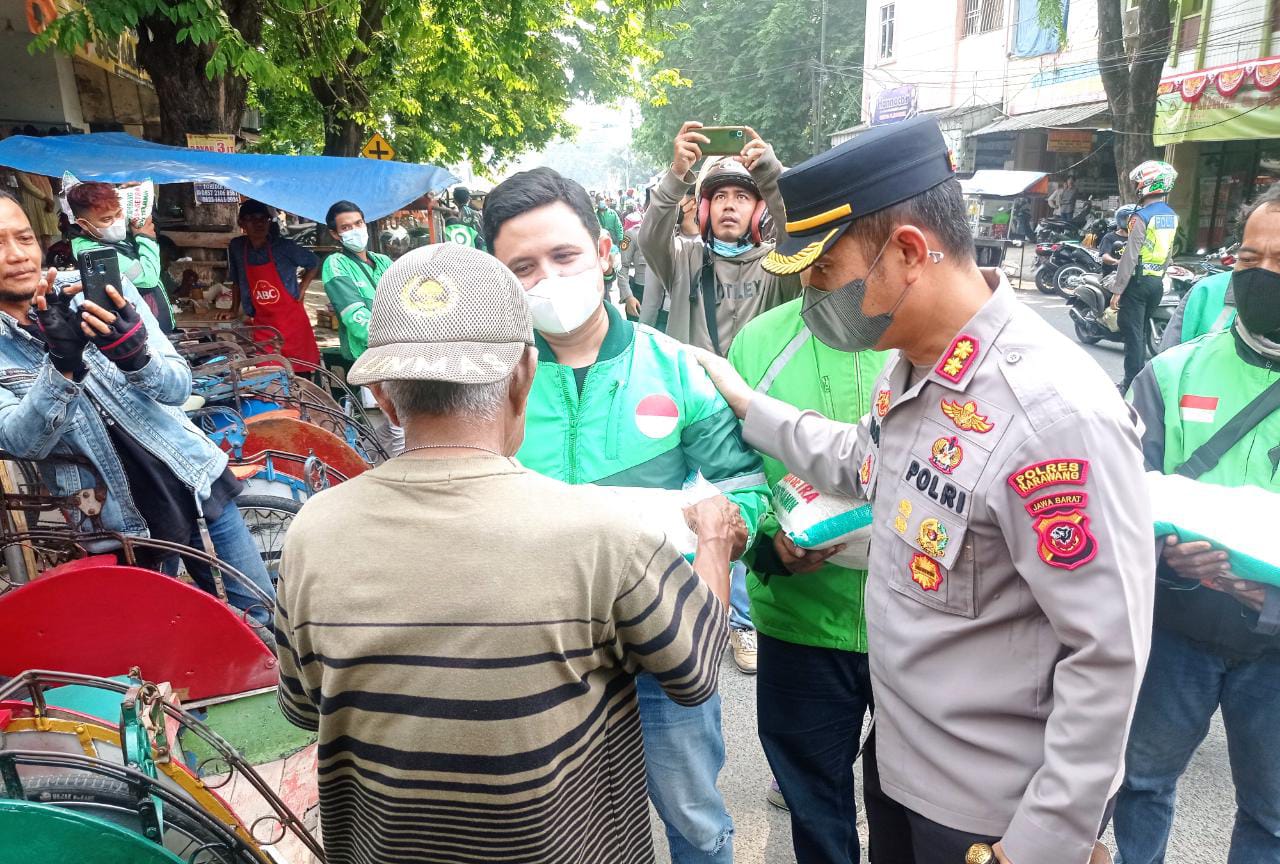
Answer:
[
  {"left": 84, "top": 216, "right": 127, "bottom": 244},
  {"left": 339, "top": 225, "right": 369, "bottom": 252},
  {"left": 526, "top": 264, "right": 603, "bottom": 335}
]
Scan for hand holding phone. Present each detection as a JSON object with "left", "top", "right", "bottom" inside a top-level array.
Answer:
[
  {"left": 77, "top": 248, "right": 121, "bottom": 310},
  {"left": 700, "top": 126, "right": 750, "bottom": 156}
]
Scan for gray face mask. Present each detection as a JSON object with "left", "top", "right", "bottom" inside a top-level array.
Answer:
[{"left": 801, "top": 239, "right": 943, "bottom": 353}]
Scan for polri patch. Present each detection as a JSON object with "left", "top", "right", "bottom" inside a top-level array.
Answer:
[
  {"left": 635, "top": 394, "right": 680, "bottom": 438},
  {"left": 1007, "top": 459, "right": 1088, "bottom": 498},
  {"left": 909, "top": 553, "right": 943, "bottom": 592},
  {"left": 929, "top": 435, "right": 963, "bottom": 474},
  {"left": 935, "top": 334, "right": 979, "bottom": 382},
  {"left": 1032, "top": 501, "right": 1098, "bottom": 570}
]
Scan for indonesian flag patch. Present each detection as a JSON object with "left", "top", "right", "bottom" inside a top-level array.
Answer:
[
  {"left": 1179, "top": 394, "right": 1218, "bottom": 423},
  {"left": 635, "top": 394, "right": 680, "bottom": 438}
]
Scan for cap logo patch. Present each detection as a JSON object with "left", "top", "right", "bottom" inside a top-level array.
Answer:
[
  {"left": 935, "top": 334, "right": 978, "bottom": 382},
  {"left": 401, "top": 274, "right": 459, "bottom": 317},
  {"left": 635, "top": 393, "right": 679, "bottom": 438}
]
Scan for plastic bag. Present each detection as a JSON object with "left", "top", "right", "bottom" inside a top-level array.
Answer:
[
  {"left": 1100, "top": 306, "right": 1120, "bottom": 332},
  {"left": 117, "top": 181, "right": 155, "bottom": 228},
  {"left": 773, "top": 474, "right": 874, "bottom": 570}
]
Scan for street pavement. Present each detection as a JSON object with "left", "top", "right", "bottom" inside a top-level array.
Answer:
[{"left": 652, "top": 280, "right": 1238, "bottom": 863}]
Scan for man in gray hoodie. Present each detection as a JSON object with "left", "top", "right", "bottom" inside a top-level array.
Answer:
[{"left": 640, "top": 122, "right": 801, "bottom": 355}]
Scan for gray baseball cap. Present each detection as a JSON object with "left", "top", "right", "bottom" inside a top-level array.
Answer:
[{"left": 347, "top": 244, "right": 533, "bottom": 387}]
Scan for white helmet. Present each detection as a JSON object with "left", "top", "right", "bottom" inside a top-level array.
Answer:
[{"left": 1129, "top": 160, "right": 1177, "bottom": 198}]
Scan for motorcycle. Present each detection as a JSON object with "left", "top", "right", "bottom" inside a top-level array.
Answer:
[
  {"left": 1068, "top": 264, "right": 1197, "bottom": 357},
  {"left": 1035, "top": 241, "right": 1102, "bottom": 297},
  {"left": 1034, "top": 196, "right": 1097, "bottom": 243}
]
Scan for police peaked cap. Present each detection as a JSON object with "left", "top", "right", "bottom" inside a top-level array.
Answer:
[{"left": 764, "top": 115, "right": 957, "bottom": 275}]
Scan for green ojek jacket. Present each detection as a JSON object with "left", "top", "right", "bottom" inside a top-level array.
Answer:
[
  {"left": 320, "top": 249, "right": 393, "bottom": 361},
  {"left": 72, "top": 234, "right": 174, "bottom": 331},
  {"left": 1131, "top": 326, "right": 1280, "bottom": 656},
  {"left": 727, "top": 297, "right": 888, "bottom": 652},
  {"left": 518, "top": 303, "right": 769, "bottom": 546},
  {"left": 1161, "top": 270, "right": 1237, "bottom": 351}
]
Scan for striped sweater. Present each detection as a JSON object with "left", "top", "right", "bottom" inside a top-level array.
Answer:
[{"left": 275, "top": 455, "right": 728, "bottom": 863}]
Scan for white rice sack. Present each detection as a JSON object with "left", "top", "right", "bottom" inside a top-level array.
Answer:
[
  {"left": 592, "top": 481, "right": 720, "bottom": 558},
  {"left": 118, "top": 181, "right": 155, "bottom": 227},
  {"left": 1147, "top": 471, "right": 1280, "bottom": 588},
  {"left": 773, "top": 474, "right": 874, "bottom": 570}
]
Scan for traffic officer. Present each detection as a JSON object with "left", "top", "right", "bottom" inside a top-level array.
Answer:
[{"left": 694, "top": 115, "right": 1154, "bottom": 864}]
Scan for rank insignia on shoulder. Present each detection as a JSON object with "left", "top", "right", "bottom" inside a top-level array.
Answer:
[
  {"left": 1031, "top": 501, "right": 1098, "bottom": 570},
  {"left": 859, "top": 453, "right": 874, "bottom": 486},
  {"left": 875, "top": 388, "right": 891, "bottom": 418},
  {"left": 909, "top": 553, "right": 944, "bottom": 591},
  {"left": 940, "top": 399, "right": 994, "bottom": 433},
  {"left": 917, "top": 517, "right": 949, "bottom": 557},
  {"left": 1007, "top": 459, "right": 1089, "bottom": 498},
  {"left": 929, "top": 435, "right": 963, "bottom": 474},
  {"left": 936, "top": 334, "right": 979, "bottom": 383}
]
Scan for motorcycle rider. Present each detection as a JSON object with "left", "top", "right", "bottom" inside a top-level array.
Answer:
[
  {"left": 1111, "top": 161, "right": 1180, "bottom": 391},
  {"left": 1100, "top": 204, "right": 1136, "bottom": 276}
]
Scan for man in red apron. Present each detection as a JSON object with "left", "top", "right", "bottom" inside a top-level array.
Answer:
[{"left": 227, "top": 199, "right": 320, "bottom": 367}]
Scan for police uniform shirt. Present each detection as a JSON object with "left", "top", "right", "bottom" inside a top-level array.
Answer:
[{"left": 742, "top": 270, "right": 1154, "bottom": 864}]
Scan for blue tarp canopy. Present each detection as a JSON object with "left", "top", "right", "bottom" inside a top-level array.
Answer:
[{"left": 0, "top": 133, "right": 456, "bottom": 223}]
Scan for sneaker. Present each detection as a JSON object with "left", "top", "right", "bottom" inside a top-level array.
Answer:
[
  {"left": 729, "top": 627, "right": 758, "bottom": 674},
  {"left": 767, "top": 778, "right": 788, "bottom": 811}
]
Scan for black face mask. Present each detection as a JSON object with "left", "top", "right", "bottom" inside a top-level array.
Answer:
[{"left": 1232, "top": 267, "right": 1280, "bottom": 339}]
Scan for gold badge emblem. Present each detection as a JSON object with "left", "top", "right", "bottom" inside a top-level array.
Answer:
[
  {"left": 917, "top": 517, "right": 949, "bottom": 557},
  {"left": 894, "top": 498, "right": 912, "bottom": 534},
  {"left": 401, "top": 274, "right": 458, "bottom": 316},
  {"left": 940, "top": 399, "right": 995, "bottom": 433},
  {"left": 929, "top": 436, "right": 964, "bottom": 475}
]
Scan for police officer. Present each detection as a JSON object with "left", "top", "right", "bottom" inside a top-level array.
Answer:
[
  {"left": 694, "top": 116, "right": 1153, "bottom": 864},
  {"left": 1110, "top": 161, "right": 1180, "bottom": 390}
]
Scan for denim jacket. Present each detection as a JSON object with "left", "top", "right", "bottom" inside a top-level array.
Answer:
[{"left": 0, "top": 279, "right": 227, "bottom": 544}]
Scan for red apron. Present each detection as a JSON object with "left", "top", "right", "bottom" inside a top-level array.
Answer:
[{"left": 243, "top": 243, "right": 320, "bottom": 367}]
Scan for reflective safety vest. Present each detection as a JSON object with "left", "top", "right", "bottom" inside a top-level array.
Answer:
[{"left": 1135, "top": 201, "right": 1179, "bottom": 278}]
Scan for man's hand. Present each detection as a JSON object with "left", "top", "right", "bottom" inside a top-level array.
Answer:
[
  {"left": 625, "top": 296, "right": 641, "bottom": 317},
  {"left": 1202, "top": 574, "right": 1267, "bottom": 612},
  {"left": 81, "top": 285, "right": 150, "bottom": 371},
  {"left": 134, "top": 214, "right": 156, "bottom": 238},
  {"left": 685, "top": 495, "right": 749, "bottom": 561},
  {"left": 1108, "top": 293, "right": 1120, "bottom": 311},
  {"left": 32, "top": 268, "right": 88, "bottom": 377},
  {"left": 690, "top": 346, "right": 754, "bottom": 419},
  {"left": 673, "top": 121, "right": 709, "bottom": 177},
  {"left": 737, "top": 127, "right": 773, "bottom": 172},
  {"left": 775, "top": 532, "right": 843, "bottom": 574},
  {"left": 1162, "top": 536, "right": 1230, "bottom": 581}
]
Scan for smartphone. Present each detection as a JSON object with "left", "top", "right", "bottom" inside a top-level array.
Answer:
[
  {"left": 700, "top": 126, "right": 749, "bottom": 156},
  {"left": 77, "top": 248, "right": 121, "bottom": 309}
]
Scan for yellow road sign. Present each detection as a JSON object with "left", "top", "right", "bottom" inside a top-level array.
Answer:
[{"left": 362, "top": 133, "right": 395, "bottom": 161}]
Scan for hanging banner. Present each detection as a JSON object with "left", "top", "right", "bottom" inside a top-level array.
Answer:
[
  {"left": 872, "top": 86, "right": 918, "bottom": 126},
  {"left": 1154, "top": 83, "right": 1280, "bottom": 145},
  {"left": 186, "top": 134, "right": 243, "bottom": 204},
  {"left": 1046, "top": 129, "right": 1094, "bottom": 153}
]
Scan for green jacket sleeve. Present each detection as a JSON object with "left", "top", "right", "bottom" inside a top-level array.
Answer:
[
  {"left": 677, "top": 347, "right": 769, "bottom": 545},
  {"left": 131, "top": 235, "right": 164, "bottom": 289},
  {"left": 322, "top": 260, "right": 372, "bottom": 358}
]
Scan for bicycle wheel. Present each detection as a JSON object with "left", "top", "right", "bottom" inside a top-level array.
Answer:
[{"left": 235, "top": 495, "right": 302, "bottom": 582}]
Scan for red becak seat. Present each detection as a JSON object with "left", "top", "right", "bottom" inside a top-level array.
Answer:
[{"left": 0, "top": 561, "right": 276, "bottom": 700}]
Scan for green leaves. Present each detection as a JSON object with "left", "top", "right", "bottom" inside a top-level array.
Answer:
[{"left": 633, "top": 0, "right": 865, "bottom": 167}]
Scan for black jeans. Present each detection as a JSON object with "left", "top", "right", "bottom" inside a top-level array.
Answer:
[
  {"left": 757, "top": 633, "right": 902, "bottom": 863},
  {"left": 1118, "top": 274, "right": 1164, "bottom": 390}
]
